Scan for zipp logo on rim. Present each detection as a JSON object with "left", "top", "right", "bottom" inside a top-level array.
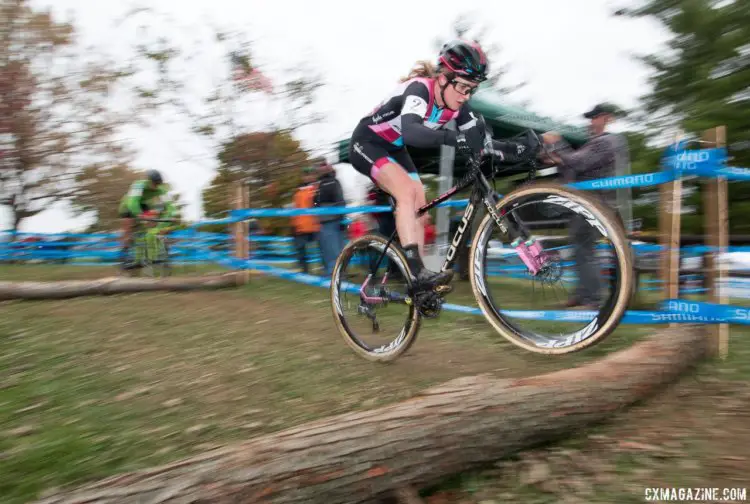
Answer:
[
  {"left": 374, "top": 327, "right": 407, "bottom": 354},
  {"left": 472, "top": 224, "right": 492, "bottom": 298},
  {"left": 332, "top": 266, "right": 343, "bottom": 316},
  {"left": 537, "top": 318, "right": 599, "bottom": 348},
  {"left": 544, "top": 195, "right": 608, "bottom": 237}
]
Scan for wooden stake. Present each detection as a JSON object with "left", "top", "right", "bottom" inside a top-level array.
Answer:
[
  {"left": 232, "top": 181, "right": 250, "bottom": 286},
  {"left": 658, "top": 141, "right": 682, "bottom": 327},
  {"left": 702, "top": 126, "right": 729, "bottom": 358}
]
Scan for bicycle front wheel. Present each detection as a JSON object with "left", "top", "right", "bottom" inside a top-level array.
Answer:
[{"left": 469, "top": 182, "right": 634, "bottom": 354}]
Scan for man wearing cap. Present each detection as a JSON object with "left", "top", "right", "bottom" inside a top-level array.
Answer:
[{"left": 542, "top": 102, "right": 630, "bottom": 308}]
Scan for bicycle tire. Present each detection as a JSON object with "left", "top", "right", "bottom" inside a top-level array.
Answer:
[
  {"left": 330, "top": 234, "right": 421, "bottom": 362},
  {"left": 469, "top": 181, "right": 634, "bottom": 355},
  {"left": 121, "top": 233, "right": 147, "bottom": 278},
  {"left": 140, "top": 234, "right": 167, "bottom": 278},
  {"left": 157, "top": 238, "right": 172, "bottom": 277}
]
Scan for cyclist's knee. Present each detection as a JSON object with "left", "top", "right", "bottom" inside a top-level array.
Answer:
[
  {"left": 395, "top": 183, "right": 419, "bottom": 208},
  {"left": 413, "top": 179, "right": 426, "bottom": 200}
]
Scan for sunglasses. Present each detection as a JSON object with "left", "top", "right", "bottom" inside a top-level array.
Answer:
[{"left": 450, "top": 80, "right": 480, "bottom": 96}]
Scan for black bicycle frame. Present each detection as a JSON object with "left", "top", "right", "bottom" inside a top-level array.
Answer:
[{"left": 370, "top": 160, "right": 522, "bottom": 277}]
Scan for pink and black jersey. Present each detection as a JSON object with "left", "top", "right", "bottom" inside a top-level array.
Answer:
[
  {"left": 348, "top": 76, "right": 526, "bottom": 182},
  {"left": 355, "top": 77, "right": 479, "bottom": 150}
]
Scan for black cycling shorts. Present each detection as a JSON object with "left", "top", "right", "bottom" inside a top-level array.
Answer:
[
  {"left": 119, "top": 202, "right": 149, "bottom": 219},
  {"left": 348, "top": 136, "right": 420, "bottom": 183}
]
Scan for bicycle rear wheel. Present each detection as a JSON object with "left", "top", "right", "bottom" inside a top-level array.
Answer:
[
  {"left": 330, "top": 234, "right": 420, "bottom": 362},
  {"left": 469, "top": 182, "right": 634, "bottom": 354}
]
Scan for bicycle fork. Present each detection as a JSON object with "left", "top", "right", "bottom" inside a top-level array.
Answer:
[{"left": 480, "top": 191, "right": 550, "bottom": 276}]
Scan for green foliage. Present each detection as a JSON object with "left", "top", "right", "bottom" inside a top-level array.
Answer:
[
  {"left": 622, "top": 0, "right": 750, "bottom": 235},
  {"left": 0, "top": 1, "right": 169, "bottom": 232},
  {"left": 201, "top": 131, "right": 311, "bottom": 235}
]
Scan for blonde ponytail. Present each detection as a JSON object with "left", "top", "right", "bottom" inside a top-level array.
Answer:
[{"left": 399, "top": 60, "right": 438, "bottom": 82}]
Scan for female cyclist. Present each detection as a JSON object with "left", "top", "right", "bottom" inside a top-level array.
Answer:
[{"left": 348, "top": 39, "right": 530, "bottom": 290}]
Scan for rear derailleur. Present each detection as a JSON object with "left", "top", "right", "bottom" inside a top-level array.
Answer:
[
  {"left": 358, "top": 302, "right": 380, "bottom": 332},
  {"left": 358, "top": 284, "right": 391, "bottom": 332}
]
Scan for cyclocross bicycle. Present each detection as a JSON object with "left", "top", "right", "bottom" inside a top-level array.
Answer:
[
  {"left": 121, "top": 217, "right": 177, "bottom": 278},
  {"left": 330, "top": 128, "right": 634, "bottom": 361}
]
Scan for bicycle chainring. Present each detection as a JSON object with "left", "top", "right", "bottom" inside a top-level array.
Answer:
[{"left": 415, "top": 290, "right": 443, "bottom": 319}]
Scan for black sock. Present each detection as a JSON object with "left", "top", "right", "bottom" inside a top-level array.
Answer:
[{"left": 402, "top": 244, "right": 423, "bottom": 274}]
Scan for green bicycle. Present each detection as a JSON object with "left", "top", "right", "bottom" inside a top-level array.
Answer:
[{"left": 121, "top": 217, "right": 177, "bottom": 278}]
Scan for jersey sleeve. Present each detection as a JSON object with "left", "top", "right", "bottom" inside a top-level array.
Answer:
[
  {"left": 400, "top": 81, "right": 431, "bottom": 118},
  {"left": 400, "top": 81, "right": 453, "bottom": 148}
]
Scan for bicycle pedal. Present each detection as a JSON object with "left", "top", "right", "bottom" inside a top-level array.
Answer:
[{"left": 434, "top": 284, "right": 453, "bottom": 295}]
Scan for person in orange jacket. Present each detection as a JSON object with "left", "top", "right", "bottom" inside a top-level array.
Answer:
[{"left": 291, "top": 167, "right": 320, "bottom": 274}]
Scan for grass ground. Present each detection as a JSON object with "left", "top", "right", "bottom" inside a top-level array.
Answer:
[{"left": 0, "top": 264, "right": 748, "bottom": 503}]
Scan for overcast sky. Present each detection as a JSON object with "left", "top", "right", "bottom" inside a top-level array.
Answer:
[{"left": 3, "top": 0, "right": 671, "bottom": 233}]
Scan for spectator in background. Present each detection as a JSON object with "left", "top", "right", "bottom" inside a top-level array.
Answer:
[
  {"left": 314, "top": 160, "right": 346, "bottom": 276},
  {"left": 542, "top": 102, "right": 629, "bottom": 308},
  {"left": 423, "top": 221, "right": 436, "bottom": 252},
  {"left": 367, "top": 183, "right": 397, "bottom": 239},
  {"left": 348, "top": 217, "right": 368, "bottom": 242},
  {"left": 291, "top": 166, "right": 320, "bottom": 274}
]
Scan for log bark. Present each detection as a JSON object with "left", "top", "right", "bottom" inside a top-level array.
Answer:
[
  {"left": 0, "top": 273, "right": 240, "bottom": 300},
  {"left": 35, "top": 325, "right": 706, "bottom": 504}
]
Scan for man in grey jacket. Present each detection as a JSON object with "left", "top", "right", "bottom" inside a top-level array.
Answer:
[{"left": 542, "top": 102, "right": 629, "bottom": 308}]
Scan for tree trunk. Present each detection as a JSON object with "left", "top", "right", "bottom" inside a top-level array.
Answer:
[
  {"left": 35, "top": 325, "right": 706, "bottom": 504},
  {"left": 0, "top": 273, "right": 240, "bottom": 300},
  {"left": 12, "top": 214, "right": 21, "bottom": 236}
]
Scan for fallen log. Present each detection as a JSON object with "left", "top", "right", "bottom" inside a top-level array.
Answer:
[
  {"left": 35, "top": 325, "right": 706, "bottom": 504},
  {"left": 0, "top": 273, "right": 240, "bottom": 300}
]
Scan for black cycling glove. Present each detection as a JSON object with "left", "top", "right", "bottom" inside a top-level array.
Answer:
[{"left": 455, "top": 133, "right": 474, "bottom": 157}]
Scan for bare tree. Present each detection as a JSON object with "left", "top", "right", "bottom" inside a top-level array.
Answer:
[{"left": 0, "top": 0, "right": 141, "bottom": 233}]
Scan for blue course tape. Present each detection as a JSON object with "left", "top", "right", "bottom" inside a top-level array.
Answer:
[
  {"left": 181, "top": 148, "right": 741, "bottom": 229},
  {"left": 229, "top": 200, "right": 470, "bottom": 221},
  {"left": 698, "top": 164, "right": 750, "bottom": 181},
  {"left": 244, "top": 261, "right": 742, "bottom": 325},
  {"left": 568, "top": 170, "right": 676, "bottom": 191}
]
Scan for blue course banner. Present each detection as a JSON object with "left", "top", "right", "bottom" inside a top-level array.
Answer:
[
  {"left": 659, "top": 299, "right": 750, "bottom": 325},
  {"left": 568, "top": 170, "right": 676, "bottom": 191},
  {"left": 660, "top": 146, "right": 728, "bottom": 174}
]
